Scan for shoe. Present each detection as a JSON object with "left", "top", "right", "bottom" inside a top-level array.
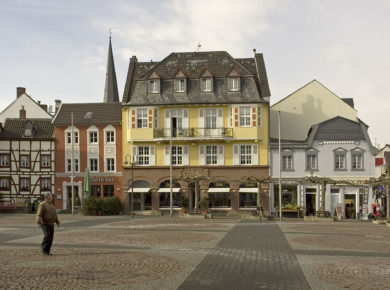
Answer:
[{"left": 42, "top": 252, "right": 52, "bottom": 256}]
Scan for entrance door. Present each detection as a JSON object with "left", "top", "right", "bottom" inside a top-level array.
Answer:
[
  {"left": 344, "top": 194, "right": 356, "bottom": 219},
  {"left": 66, "top": 186, "right": 79, "bottom": 210},
  {"left": 133, "top": 193, "right": 142, "bottom": 211},
  {"left": 305, "top": 194, "right": 316, "bottom": 216},
  {"left": 133, "top": 192, "right": 152, "bottom": 211}
]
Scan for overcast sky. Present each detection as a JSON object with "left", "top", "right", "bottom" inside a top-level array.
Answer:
[{"left": 1, "top": 0, "right": 389, "bottom": 146}]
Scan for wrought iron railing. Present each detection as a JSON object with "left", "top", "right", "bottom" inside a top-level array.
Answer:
[{"left": 153, "top": 127, "right": 233, "bottom": 138}]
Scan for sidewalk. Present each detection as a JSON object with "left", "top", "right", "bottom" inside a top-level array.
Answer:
[{"left": 0, "top": 214, "right": 389, "bottom": 289}]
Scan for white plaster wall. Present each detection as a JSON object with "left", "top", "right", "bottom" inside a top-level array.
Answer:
[
  {"left": 0, "top": 94, "right": 52, "bottom": 123},
  {"left": 270, "top": 80, "right": 358, "bottom": 140}
]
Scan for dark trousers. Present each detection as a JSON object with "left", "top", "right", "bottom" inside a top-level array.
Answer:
[{"left": 40, "top": 224, "right": 54, "bottom": 254}]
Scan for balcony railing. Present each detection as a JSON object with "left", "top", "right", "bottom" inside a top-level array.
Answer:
[{"left": 154, "top": 128, "right": 233, "bottom": 138}]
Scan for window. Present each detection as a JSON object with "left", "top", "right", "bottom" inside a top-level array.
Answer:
[
  {"left": 205, "top": 108, "right": 217, "bottom": 129},
  {"left": 171, "top": 109, "right": 183, "bottom": 130},
  {"left": 67, "top": 159, "right": 79, "bottom": 172},
  {"left": 352, "top": 152, "right": 364, "bottom": 170},
  {"left": 66, "top": 131, "right": 79, "bottom": 144},
  {"left": 91, "top": 185, "right": 101, "bottom": 198},
  {"left": 239, "top": 106, "right": 251, "bottom": 127},
  {"left": 201, "top": 78, "right": 212, "bottom": 92},
  {"left": 106, "top": 158, "right": 115, "bottom": 171},
  {"left": 0, "top": 154, "right": 10, "bottom": 167},
  {"left": 228, "top": 77, "right": 239, "bottom": 91},
  {"left": 240, "top": 145, "right": 252, "bottom": 165},
  {"left": 137, "top": 109, "right": 148, "bottom": 128},
  {"left": 209, "top": 193, "right": 231, "bottom": 208},
  {"left": 20, "top": 155, "right": 30, "bottom": 168},
  {"left": 148, "top": 80, "right": 159, "bottom": 94},
  {"left": 282, "top": 151, "right": 294, "bottom": 170},
  {"left": 206, "top": 145, "right": 218, "bottom": 165},
  {"left": 334, "top": 151, "right": 346, "bottom": 170},
  {"left": 89, "top": 131, "right": 98, "bottom": 143},
  {"left": 171, "top": 146, "right": 183, "bottom": 165},
  {"left": 0, "top": 177, "right": 10, "bottom": 190},
  {"left": 138, "top": 146, "right": 150, "bottom": 165},
  {"left": 89, "top": 158, "right": 98, "bottom": 172},
  {"left": 159, "top": 192, "right": 181, "bottom": 208},
  {"left": 41, "top": 177, "right": 51, "bottom": 191},
  {"left": 24, "top": 128, "right": 32, "bottom": 137},
  {"left": 306, "top": 152, "right": 317, "bottom": 170},
  {"left": 40, "top": 155, "right": 51, "bottom": 168},
  {"left": 20, "top": 177, "right": 30, "bottom": 191},
  {"left": 103, "top": 185, "right": 114, "bottom": 197},
  {"left": 175, "top": 79, "right": 186, "bottom": 92},
  {"left": 154, "top": 109, "right": 159, "bottom": 129},
  {"left": 239, "top": 192, "right": 257, "bottom": 208},
  {"left": 106, "top": 131, "right": 115, "bottom": 143}
]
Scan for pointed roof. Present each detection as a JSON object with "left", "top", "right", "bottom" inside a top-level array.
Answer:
[{"left": 103, "top": 37, "right": 119, "bottom": 103}]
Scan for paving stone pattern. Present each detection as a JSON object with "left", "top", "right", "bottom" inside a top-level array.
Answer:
[{"left": 178, "top": 222, "right": 311, "bottom": 290}]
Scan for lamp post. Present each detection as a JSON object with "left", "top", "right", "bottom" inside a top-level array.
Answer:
[
  {"left": 124, "top": 154, "right": 137, "bottom": 218},
  {"left": 278, "top": 110, "right": 282, "bottom": 221}
]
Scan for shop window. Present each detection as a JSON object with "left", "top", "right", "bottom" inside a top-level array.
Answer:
[
  {"left": 91, "top": 185, "right": 101, "bottom": 198},
  {"left": 239, "top": 193, "right": 257, "bottom": 208},
  {"left": 159, "top": 192, "right": 181, "bottom": 208},
  {"left": 103, "top": 185, "right": 114, "bottom": 197},
  {"left": 209, "top": 193, "right": 231, "bottom": 208}
]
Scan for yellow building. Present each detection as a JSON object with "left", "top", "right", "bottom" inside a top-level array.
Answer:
[{"left": 122, "top": 51, "right": 271, "bottom": 214}]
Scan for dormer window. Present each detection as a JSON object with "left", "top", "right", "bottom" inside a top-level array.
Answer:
[
  {"left": 175, "top": 79, "right": 186, "bottom": 92},
  {"left": 228, "top": 77, "right": 240, "bottom": 91},
  {"left": 24, "top": 128, "right": 32, "bottom": 137},
  {"left": 201, "top": 78, "right": 212, "bottom": 92},
  {"left": 147, "top": 71, "right": 161, "bottom": 94},
  {"left": 148, "top": 80, "right": 159, "bottom": 94}
]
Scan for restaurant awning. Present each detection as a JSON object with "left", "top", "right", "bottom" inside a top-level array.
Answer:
[
  {"left": 239, "top": 188, "right": 258, "bottom": 193},
  {"left": 127, "top": 188, "right": 150, "bottom": 193},
  {"left": 208, "top": 188, "right": 231, "bottom": 192},
  {"left": 158, "top": 188, "right": 181, "bottom": 193}
]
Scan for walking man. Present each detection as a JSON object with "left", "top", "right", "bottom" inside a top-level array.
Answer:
[{"left": 36, "top": 193, "right": 60, "bottom": 255}]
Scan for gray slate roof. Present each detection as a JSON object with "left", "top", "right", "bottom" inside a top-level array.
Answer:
[
  {"left": 313, "top": 116, "right": 365, "bottom": 141},
  {"left": 122, "top": 51, "right": 271, "bottom": 105},
  {"left": 103, "top": 37, "right": 120, "bottom": 103},
  {"left": 0, "top": 118, "right": 54, "bottom": 139},
  {"left": 52, "top": 103, "right": 122, "bottom": 126}
]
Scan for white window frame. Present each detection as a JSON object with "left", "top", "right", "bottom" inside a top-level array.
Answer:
[
  {"left": 41, "top": 154, "right": 51, "bottom": 168},
  {"left": 206, "top": 145, "right": 218, "bottom": 165},
  {"left": 282, "top": 155, "right": 293, "bottom": 170},
  {"left": 20, "top": 155, "right": 30, "bottom": 168},
  {"left": 20, "top": 177, "right": 30, "bottom": 191},
  {"left": 106, "top": 158, "right": 115, "bottom": 172},
  {"left": 205, "top": 108, "right": 217, "bottom": 129},
  {"left": 201, "top": 78, "right": 212, "bottom": 92},
  {"left": 106, "top": 131, "right": 115, "bottom": 143},
  {"left": 306, "top": 151, "right": 318, "bottom": 171},
  {"left": 175, "top": 79, "right": 186, "bottom": 92},
  {"left": 352, "top": 152, "right": 364, "bottom": 170},
  {"left": 229, "top": 77, "right": 240, "bottom": 91},
  {"left": 138, "top": 146, "right": 150, "bottom": 165},
  {"left": 0, "top": 177, "right": 10, "bottom": 190},
  {"left": 171, "top": 146, "right": 183, "bottom": 165},
  {"left": 66, "top": 130, "right": 79, "bottom": 144},
  {"left": 66, "top": 158, "right": 80, "bottom": 172},
  {"left": 149, "top": 80, "right": 159, "bottom": 94},
  {"left": 240, "top": 145, "right": 252, "bottom": 165},
  {"left": 41, "top": 177, "right": 51, "bottom": 191},
  {"left": 136, "top": 108, "right": 148, "bottom": 129},
  {"left": 89, "top": 158, "right": 98, "bottom": 172},
  {"left": 0, "top": 154, "right": 10, "bottom": 167},
  {"left": 239, "top": 106, "right": 251, "bottom": 127},
  {"left": 334, "top": 149, "right": 347, "bottom": 170},
  {"left": 89, "top": 131, "right": 98, "bottom": 144}
]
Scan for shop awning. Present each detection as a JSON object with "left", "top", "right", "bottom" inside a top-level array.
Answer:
[
  {"left": 158, "top": 188, "right": 181, "bottom": 193},
  {"left": 208, "top": 188, "right": 231, "bottom": 192},
  {"left": 127, "top": 188, "right": 150, "bottom": 193},
  {"left": 239, "top": 188, "right": 258, "bottom": 193}
]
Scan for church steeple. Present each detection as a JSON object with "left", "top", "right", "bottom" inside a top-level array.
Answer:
[{"left": 103, "top": 34, "right": 119, "bottom": 103}]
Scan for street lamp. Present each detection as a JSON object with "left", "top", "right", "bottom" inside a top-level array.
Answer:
[{"left": 124, "top": 154, "right": 137, "bottom": 218}]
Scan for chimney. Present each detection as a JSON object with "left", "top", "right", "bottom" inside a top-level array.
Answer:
[
  {"left": 20, "top": 106, "right": 26, "bottom": 119},
  {"left": 130, "top": 55, "right": 138, "bottom": 64},
  {"left": 40, "top": 104, "right": 48, "bottom": 112},
  {"left": 55, "top": 99, "right": 61, "bottom": 113},
  {"left": 17, "top": 87, "right": 26, "bottom": 98}
]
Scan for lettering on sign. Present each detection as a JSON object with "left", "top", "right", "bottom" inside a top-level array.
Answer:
[{"left": 91, "top": 177, "right": 114, "bottom": 183}]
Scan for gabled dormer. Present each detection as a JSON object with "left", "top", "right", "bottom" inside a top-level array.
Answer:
[
  {"left": 147, "top": 71, "right": 161, "bottom": 94},
  {"left": 227, "top": 68, "right": 241, "bottom": 91},
  {"left": 22, "top": 120, "right": 35, "bottom": 138},
  {"left": 174, "top": 70, "right": 187, "bottom": 93},
  {"left": 200, "top": 69, "right": 214, "bottom": 92}
]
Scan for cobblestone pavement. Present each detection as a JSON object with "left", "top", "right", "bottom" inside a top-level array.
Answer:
[{"left": 1, "top": 214, "right": 390, "bottom": 289}]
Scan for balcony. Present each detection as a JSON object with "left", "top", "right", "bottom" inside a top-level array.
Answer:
[{"left": 153, "top": 128, "right": 233, "bottom": 139}]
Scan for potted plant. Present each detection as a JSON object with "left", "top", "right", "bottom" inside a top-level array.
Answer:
[
  {"left": 199, "top": 197, "right": 209, "bottom": 215},
  {"left": 179, "top": 197, "right": 189, "bottom": 215}
]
